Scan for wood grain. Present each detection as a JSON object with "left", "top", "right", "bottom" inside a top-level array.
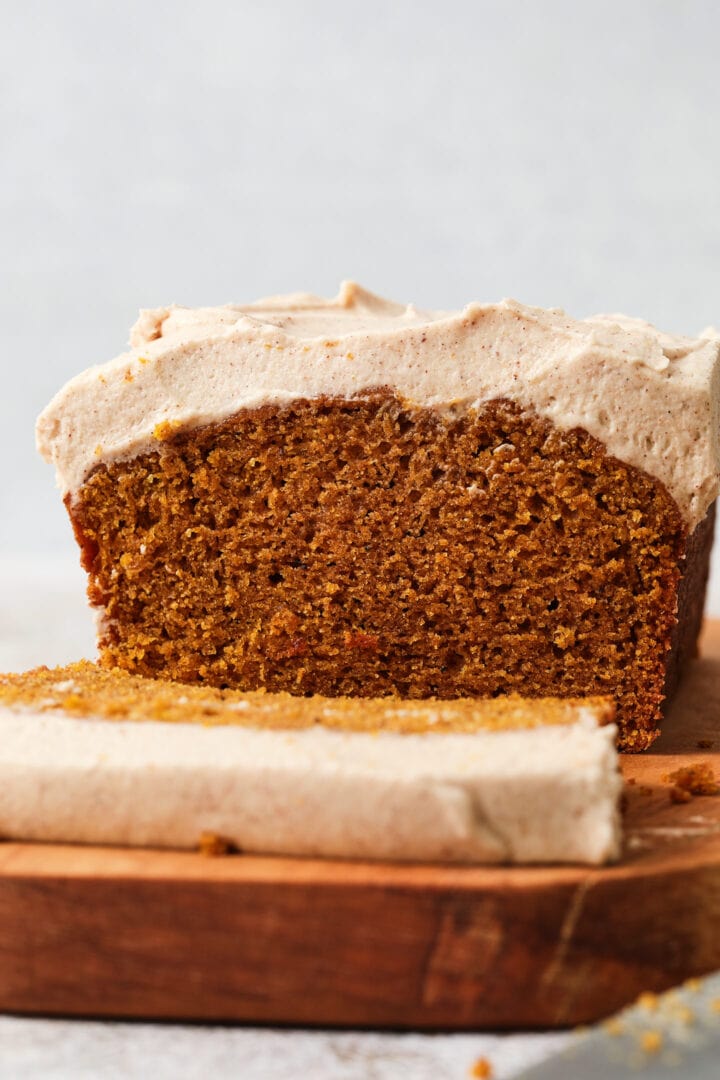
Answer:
[{"left": 1, "top": 626, "right": 719, "bottom": 1029}]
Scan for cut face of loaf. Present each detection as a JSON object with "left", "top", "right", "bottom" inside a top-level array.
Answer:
[{"left": 66, "top": 395, "right": 714, "bottom": 751}]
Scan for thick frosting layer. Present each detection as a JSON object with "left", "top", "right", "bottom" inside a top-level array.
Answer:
[
  {"left": 0, "top": 706, "right": 621, "bottom": 863},
  {"left": 37, "top": 282, "right": 720, "bottom": 529}
]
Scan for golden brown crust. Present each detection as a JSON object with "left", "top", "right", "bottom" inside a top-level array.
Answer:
[
  {"left": 0, "top": 660, "right": 614, "bottom": 733},
  {"left": 66, "top": 394, "right": 700, "bottom": 750}
]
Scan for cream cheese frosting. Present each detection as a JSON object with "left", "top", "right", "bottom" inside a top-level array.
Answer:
[
  {"left": 0, "top": 705, "right": 621, "bottom": 864},
  {"left": 36, "top": 281, "right": 720, "bottom": 530}
]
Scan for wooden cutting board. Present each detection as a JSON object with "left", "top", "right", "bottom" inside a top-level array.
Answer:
[{"left": 1, "top": 627, "right": 719, "bottom": 1030}]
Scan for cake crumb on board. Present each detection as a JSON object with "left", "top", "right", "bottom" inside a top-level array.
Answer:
[
  {"left": 664, "top": 762, "right": 719, "bottom": 804},
  {"left": 198, "top": 832, "right": 234, "bottom": 857}
]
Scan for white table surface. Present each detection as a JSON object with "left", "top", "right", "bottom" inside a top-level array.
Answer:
[{"left": 4, "top": 552, "right": 718, "bottom": 1079}]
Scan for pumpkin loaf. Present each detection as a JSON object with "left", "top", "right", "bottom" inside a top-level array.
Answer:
[
  {"left": 36, "top": 283, "right": 720, "bottom": 750},
  {"left": 0, "top": 662, "right": 621, "bottom": 863}
]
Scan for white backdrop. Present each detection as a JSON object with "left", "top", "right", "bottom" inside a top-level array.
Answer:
[{"left": 2, "top": 0, "right": 720, "bottom": 598}]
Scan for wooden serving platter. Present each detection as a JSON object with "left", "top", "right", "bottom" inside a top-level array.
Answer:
[{"left": 1, "top": 629, "right": 719, "bottom": 1030}]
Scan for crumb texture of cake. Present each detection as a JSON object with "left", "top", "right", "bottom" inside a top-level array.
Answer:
[
  {"left": 0, "top": 660, "right": 615, "bottom": 732},
  {"left": 0, "top": 663, "right": 621, "bottom": 864},
  {"left": 68, "top": 397, "right": 709, "bottom": 750},
  {"left": 36, "top": 285, "right": 720, "bottom": 751}
]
